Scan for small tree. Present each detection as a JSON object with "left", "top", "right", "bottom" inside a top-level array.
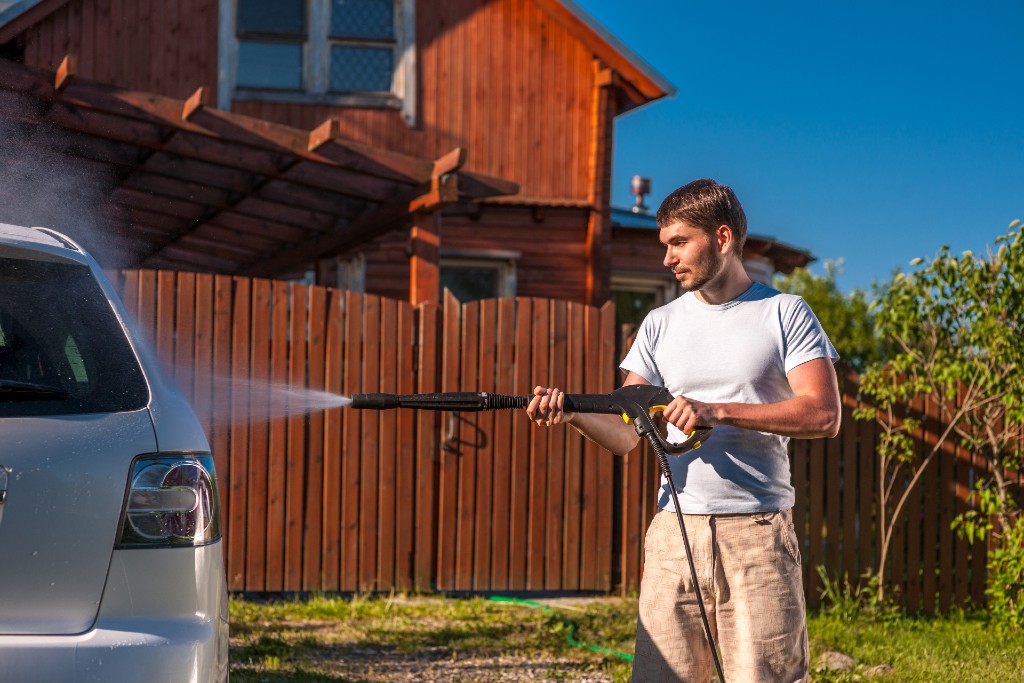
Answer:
[
  {"left": 773, "top": 259, "right": 884, "bottom": 372},
  {"left": 856, "top": 220, "right": 1024, "bottom": 605}
]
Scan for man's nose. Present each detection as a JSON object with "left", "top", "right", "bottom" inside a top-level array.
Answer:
[{"left": 663, "top": 247, "right": 676, "bottom": 268}]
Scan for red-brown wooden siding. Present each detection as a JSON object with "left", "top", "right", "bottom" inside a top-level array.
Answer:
[
  {"left": 364, "top": 205, "right": 592, "bottom": 302},
  {"left": 17, "top": 0, "right": 599, "bottom": 202}
]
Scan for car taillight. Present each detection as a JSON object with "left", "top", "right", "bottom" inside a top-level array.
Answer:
[{"left": 117, "top": 453, "right": 222, "bottom": 548}]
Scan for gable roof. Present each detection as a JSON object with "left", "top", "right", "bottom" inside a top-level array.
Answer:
[
  {"left": 534, "top": 0, "right": 675, "bottom": 106},
  {"left": 0, "top": 0, "right": 675, "bottom": 106}
]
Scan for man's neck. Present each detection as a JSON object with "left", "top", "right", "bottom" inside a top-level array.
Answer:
[{"left": 694, "top": 260, "right": 753, "bottom": 306}]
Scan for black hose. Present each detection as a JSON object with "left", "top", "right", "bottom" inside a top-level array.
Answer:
[{"left": 649, "top": 433, "right": 727, "bottom": 683}]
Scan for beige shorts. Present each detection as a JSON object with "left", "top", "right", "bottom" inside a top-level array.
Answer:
[{"left": 631, "top": 509, "right": 808, "bottom": 683}]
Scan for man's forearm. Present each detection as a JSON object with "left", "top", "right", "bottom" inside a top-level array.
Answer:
[
  {"left": 566, "top": 412, "right": 641, "bottom": 455},
  {"left": 713, "top": 395, "right": 841, "bottom": 438}
]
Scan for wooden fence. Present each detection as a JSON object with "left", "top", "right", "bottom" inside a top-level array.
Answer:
[{"left": 115, "top": 270, "right": 998, "bottom": 612}]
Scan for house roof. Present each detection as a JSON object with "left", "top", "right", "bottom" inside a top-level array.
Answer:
[
  {"left": 535, "top": 0, "right": 675, "bottom": 106},
  {"left": 0, "top": 0, "right": 676, "bottom": 107},
  {"left": 0, "top": 57, "right": 518, "bottom": 274},
  {"left": 610, "top": 207, "right": 816, "bottom": 275}
]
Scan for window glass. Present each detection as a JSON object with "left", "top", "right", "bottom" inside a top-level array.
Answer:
[
  {"left": 237, "top": 41, "right": 304, "bottom": 89},
  {"left": 441, "top": 267, "right": 499, "bottom": 303},
  {"left": 612, "top": 289, "right": 660, "bottom": 330},
  {"left": 329, "top": 45, "right": 393, "bottom": 92},
  {"left": 0, "top": 259, "right": 148, "bottom": 417},
  {"left": 237, "top": 0, "right": 305, "bottom": 35},
  {"left": 330, "top": 0, "right": 394, "bottom": 39}
]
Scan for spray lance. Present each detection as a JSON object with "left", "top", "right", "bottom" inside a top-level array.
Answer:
[{"left": 350, "top": 383, "right": 728, "bottom": 682}]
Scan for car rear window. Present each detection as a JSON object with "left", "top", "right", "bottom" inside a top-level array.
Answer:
[{"left": 0, "top": 257, "right": 149, "bottom": 417}]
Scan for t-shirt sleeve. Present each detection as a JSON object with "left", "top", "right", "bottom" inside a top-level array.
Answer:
[
  {"left": 783, "top": 297, "right": 839, "bottom": 374},
  {"left": 619, "top": 315, "right": 663, "bottom": 386}
]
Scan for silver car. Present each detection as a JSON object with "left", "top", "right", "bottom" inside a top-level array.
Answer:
[{"left": 0, "top": 223, "right": 229, "bottom": 682}]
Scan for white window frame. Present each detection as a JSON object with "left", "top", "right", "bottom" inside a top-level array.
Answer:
[
  {"left": 440, "top": 249, "right": 520, "bottom": 300},
  {"left": 218, "top": 0, "right": 417, "bottom": 126}
]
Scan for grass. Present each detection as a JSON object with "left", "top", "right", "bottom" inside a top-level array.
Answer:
[
  {"left": 806, "top": 609, "right": 1024, "bottom": 682},
  {"left": 229, "top": 593, "right": 1024, "bottom": 682},
  {"left": 229, "top": 593, "right": 638, "bottom": 682}
]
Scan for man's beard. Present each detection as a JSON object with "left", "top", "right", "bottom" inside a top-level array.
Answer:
[{"left": 676, "top": 247, "right": 723, "bottom": 292}]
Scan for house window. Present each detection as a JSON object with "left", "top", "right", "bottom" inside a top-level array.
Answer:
[
  {"left": 440, "top": 250, "right": 519, "bottom": 302},
  {"left": 610, "top": 274, "right": 678, "bottom": 331},
  {"left": 221, "top": 0, "right": 417, "bottom": 124}
]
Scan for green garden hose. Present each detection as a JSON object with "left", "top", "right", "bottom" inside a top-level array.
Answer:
[{"left": 487, "top": 595, "right": 634, "bottom": 662}]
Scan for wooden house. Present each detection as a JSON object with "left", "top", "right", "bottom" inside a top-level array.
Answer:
[{"left": 0, "top": 0, "right": 810, "bottom": 313}]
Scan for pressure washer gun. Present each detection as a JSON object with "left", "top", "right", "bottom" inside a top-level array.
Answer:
[
  {"left": 351, "top": 384, "right": 724, "bottom": 680},
  {"left": 350, "top": 384, "right": 712, "bottom": 457}
]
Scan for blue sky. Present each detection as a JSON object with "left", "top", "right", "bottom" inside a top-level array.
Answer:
[{"left": 577, "top": 0, "right": 1023, "bottom": 294}]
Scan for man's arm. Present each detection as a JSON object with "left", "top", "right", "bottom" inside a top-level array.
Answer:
[
  {"left": 526, "top": 371, "right": 651, "bottom": 455},
  {"left": 661, "top": 357, "right": 842, "bottom": 438}
]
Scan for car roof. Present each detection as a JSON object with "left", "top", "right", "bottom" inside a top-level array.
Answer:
[
  {"left": 0, "top": 222, "right": 77, "bottom": 250},
  {"left": 0, "top": 223, "right": 91, "bottom": 267}
]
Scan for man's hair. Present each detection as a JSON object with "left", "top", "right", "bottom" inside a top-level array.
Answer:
[{"left": 655, "top": 179, "right": 747, "bottom": 255}]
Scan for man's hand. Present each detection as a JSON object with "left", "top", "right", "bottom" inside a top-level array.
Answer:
[
  {"left": 661, "top": 395, "right": 719, "bottom": 436},
  {"left": 526, "top": 386, "right": 576, "bottom": 426}
]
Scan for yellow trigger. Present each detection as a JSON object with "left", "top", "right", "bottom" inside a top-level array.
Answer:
[{"left": 621, "top": 405, "right": 668, "bottom": 425}]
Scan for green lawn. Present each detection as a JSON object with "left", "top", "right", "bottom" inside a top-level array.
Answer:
[{"left": 229, "top": 594, "right": 1023, "bottom": 682}]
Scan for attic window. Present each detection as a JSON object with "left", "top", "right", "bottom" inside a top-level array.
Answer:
[{"left": 223, "top": 0, "right": 417, "bottom": 124}]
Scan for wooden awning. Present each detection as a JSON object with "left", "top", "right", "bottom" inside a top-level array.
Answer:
[{"left": 0, "top": 56, "right": 519, "bottom": 275}]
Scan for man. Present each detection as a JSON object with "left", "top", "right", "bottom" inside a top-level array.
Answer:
[{"left": 526, "top": 179, "right": 841, "bottom": 682}]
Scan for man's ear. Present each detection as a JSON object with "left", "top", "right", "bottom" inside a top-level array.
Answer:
[{"left": 716, "top": 224, "right": 734, "bottom": 254}]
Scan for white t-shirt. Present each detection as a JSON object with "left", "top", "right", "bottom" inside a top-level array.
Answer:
[{"left": 620, "top": 282, "right": 838, "bottom": 514}]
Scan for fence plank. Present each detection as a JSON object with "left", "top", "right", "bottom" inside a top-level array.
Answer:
[
  {"left": 227, "top": 277, "right": 251, "bottom": 591},
  {"left": 580, "top": 304, "right": 600, "bottom": 590},
  {"left": 473, "top": 300, "right": 497, "bottom": 589},
  {"left": 595, "top": 301, "right": 616, "bottom": 590},
  {"left": 321, "top": 288, "right": 344, "bottom": 591},
  {"left": 341, "top": 291, "right": 364, "bottom": 592},
  {"left": 265, "top": 280, "right": 290, "bottom": 591},
  {"left": 527, "top": 298, "right": 551, "bottom": 590},
  {"left": 284, "top": 284, "right": 308, "bottom": 591},
  {"left": 922, "top": 393, "right": 940, "bottom": 613},
  {"left": 456, "top": 302, "right": 480, "bottom": 590},
  {"left": 508, "top": 298, "right": 533, "bottom": 590},
  {"left": 246, "top": 278, "right": 271, "bottom": 592},
  {"left": 562, "top": 302, "right": 585, "bottom": 590},
  {"left": 211, "top": 275, "right": 233, "bottom": 573},
  {"left": 174, "top": 271, "right": 196, "bottom": 400},
  {"left": 858, "top": 407, "right": 876, "bottom": 594},
  {"left": 376, "top": 297, "right": 398, "bottom": 590},
  {"left": 842, "top": 400, "right": 858, "bottom": 585},
  {"left": 490, "top": 298, "right": 516, "bottom": 590},
  {"left": 395, "top": 300, "right": 416, "bottom": 591},
  {"left": 192, "top": 273, "right": 214, "bottom": 447},
  {"left": 358, "top": 294, "right": 381, "bottom": 591},
  {"left": 807, "top": 436, "right": 825, "bottom": 608},
  {"left": 791, "top": 439, "right": 808, "bottom": 594},
  {"left": 414, "top": 301, "right": 440, "bottom": 592},
  {"left": 155, "top": 271, "right": 176, "bottom": 370},
  {"left": 436, "top": 290, "right": 461, "bottom": 590},
  {"left": 545, "top": 300, "right": 567, "bottom": 590}
]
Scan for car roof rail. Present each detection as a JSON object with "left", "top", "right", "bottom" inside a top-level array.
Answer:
[{"left": 31, "top": 227, "right": 85, "bottom": 254}]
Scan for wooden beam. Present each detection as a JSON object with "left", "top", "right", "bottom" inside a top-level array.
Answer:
[
  {"left": 54, "top": 54, "right": 75, "bottom": 92},
  {"left": 584, "top": 60, "right": 616, "bottom": 306},
  {"left": 182, "top": 87, "right": 207, "bottom": 121},
  {"left": 409, "top": 211, "right": 441, "bottom": 306}
]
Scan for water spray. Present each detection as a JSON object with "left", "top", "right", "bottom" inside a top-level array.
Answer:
[{"left": 351, "top": 383, "right": 727, "bottom": 681}]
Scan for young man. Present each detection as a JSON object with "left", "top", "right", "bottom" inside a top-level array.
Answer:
[{"left": 526, "top": 179, "right": 841, "bottom": 682}]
